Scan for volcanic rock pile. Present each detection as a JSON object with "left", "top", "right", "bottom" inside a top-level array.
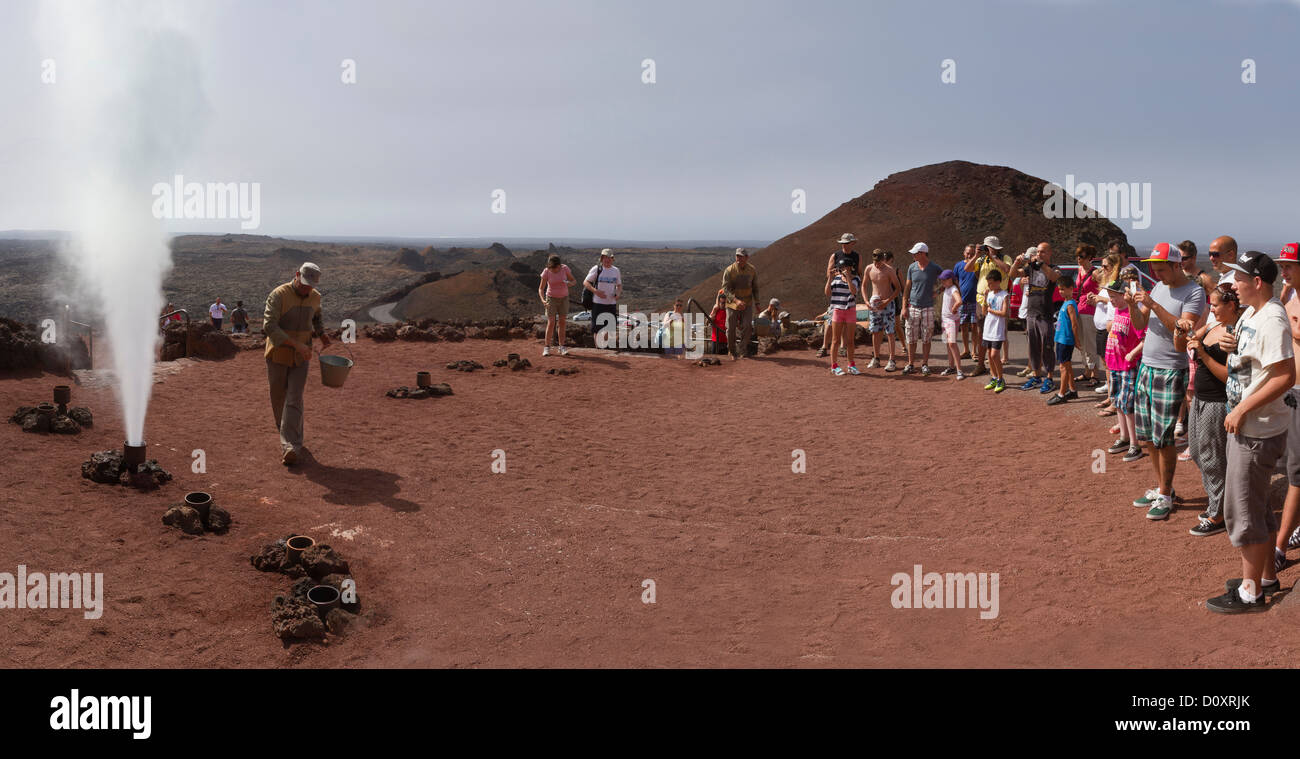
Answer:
[
  {"left": 159, "top": 322, "right": 238, "bottom": 362},
  {"left": 11, "top": 404, "right": 93, "bottom": 434},
  {"left": 492, "top": 354, "right": 531, "bottom": 371},
  {"left": 694, "top": 357, "right": 723, "bottom": 367},
  {"left": 0, "top": 318, "right": 91, "bottom": 371},
  {"left": 81, "top": 450, "right": 172, "bottom": 490},
  {"left": 386, "top": 383, "right": 453, "bottom": 399},
  {"left": 251, "top": 536, "right": 363, "bottom": 641},
  {"left": 161, "top": 500, "right": 231, "bottom": 535},
  {"left": 546, "top": 367, "right": 579, "bottom": 376},
  {"left": 446, "top": 360, "right": 484, "bottom": 372}
]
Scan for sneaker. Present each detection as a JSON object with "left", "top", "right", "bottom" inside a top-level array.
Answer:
[
  {"left": 1189, "top": 518, "right": 1226, "bottom": 537},
  {"left": 281, "top": 447, "right": 298, "bottom": 466},
  {"left": 884, "top": 360, "right": 897, "bottom": 372},
  {"left": 960, "top": 350, "right": 972, "bottom": 360},
  {"left": 1275, "top": 547, "right": 1287, "bottom": 574},
  {"left": 1061, "top": 390, "right": 1078, "bottom": 401},
  {"left": 1107, "top": 439, "right": 1130, "bottom": 454},
  {"left": 847, "top": 365, "right": 861, "bottom": 375},
  {"left": 1225, "top": 577, "right": 1281, "bottom": 596},
  {"left": 1145, "top": 495, "right": 1174, "bottom": 520},
  {"left": 1020, "top": 377, "right": 1042, "bottom": 391},
  {"left": 983, "top": 378, "right": 997, "bottom": 390},
  {"left": 901, "top": 364, "right": 916, "bottom": 374},
  {"left": 1122, "top": 447, "right": 1146, "bottom": 463},
  {"left": 1094, "top": 385, "right": 1110, "bottom": 394},
  {"left": 1177, "top": 448, "right": 1192, "bottom": 462},
  {"left": 994, "top": 379, "right": 1007, "bottom": 393},
  {"left": 956, "top": 371, "right": 967, "bottom": 380},
  {"left": 921, "top": 365, "right": 931, "bottom": 376},
  {"left": 542, "top": 346, "right": 551, "bottom": 357},
  {"left": 1206, "top": 588, "right": 1267, "bottom": 614},
  {"left": 1046, "top": 393, "right": 1067, "bottom": 406},
  {"left": 1288, "top": 525, "right": 1300, "bottom": 550},
  {"left": 1175, "top": 420, "right": 1186, "bottom": 438},
  {"left": 1133, "top": 488, "right": 1175, "bottom": 506},
  {"left": 1039, "top": 379, "right": 1056, "bottom": 394},
  {"left": 831, "top": 365, "right": 845, "bottom": 376},
  {"left": 940, "top": 368, "right": 954, "bottom": 376},
  {"left": 559, "top": 346, "right": 569, "bottom": 356},
  {"left": 867, "top": 357, "right": 880, "bottom": 369}
]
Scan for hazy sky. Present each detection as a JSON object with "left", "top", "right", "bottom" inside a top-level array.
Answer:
[{"left": 2, "top": 0, "right": 1298, "bottom": 244}]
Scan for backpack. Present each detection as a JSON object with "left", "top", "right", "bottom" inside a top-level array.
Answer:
[{"left": 582, "top": 266, "right": 599, "bottom": 309}]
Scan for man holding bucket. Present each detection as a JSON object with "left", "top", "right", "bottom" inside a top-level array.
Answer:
[{"left": 264, "top": 262, "right": 331, "bottom": 466}]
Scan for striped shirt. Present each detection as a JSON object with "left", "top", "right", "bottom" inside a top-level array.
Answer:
[{"left": 830, "top": 274, "right": 860, "bottom": 310}]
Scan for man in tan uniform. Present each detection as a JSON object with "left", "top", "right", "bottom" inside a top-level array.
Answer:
[
  {"left": 264, "top": 262, "right": 330, "bottom": 465},
  {"left": 722, "top": 248, "right": 759, "bottom": 360}
]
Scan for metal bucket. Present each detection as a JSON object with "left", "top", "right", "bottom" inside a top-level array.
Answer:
[{"left": 319, "top": 354, "right": 353, "bottom": 388}]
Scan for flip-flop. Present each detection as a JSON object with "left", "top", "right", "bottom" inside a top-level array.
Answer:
[
  {"left": 1093, "top": 400, "right": 1109, "bottom": 408},
  {"left": 1098, "top": 408, "right": 1117, "bottom": 417}
]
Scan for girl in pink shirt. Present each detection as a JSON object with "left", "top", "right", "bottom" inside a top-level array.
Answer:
[
  {"left": 1105, "top": 283, "right": 1146, "bottom": 460},
  {"left": 539, "top": 255, "right": 577, "bottom": 356}
]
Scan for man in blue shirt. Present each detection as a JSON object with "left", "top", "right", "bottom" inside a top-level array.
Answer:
[{"left": 953, "top": 244, "right": 981, "bottom": 361}]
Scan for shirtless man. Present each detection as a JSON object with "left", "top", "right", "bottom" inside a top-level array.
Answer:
[{"left": 865, "top": 248, "right": 902, "bottom": 371}]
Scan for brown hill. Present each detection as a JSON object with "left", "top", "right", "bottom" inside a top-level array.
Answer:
[
  {"left": 681, "top": 160, "right": 1135, "bottom": 318},
  {"left": 391, "top": 268, "right": 540, "bottom": 323}
]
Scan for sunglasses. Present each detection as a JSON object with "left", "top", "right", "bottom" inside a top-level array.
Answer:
[{"left": 1208, "top": 251, "right": 1222, "bottom": 257}]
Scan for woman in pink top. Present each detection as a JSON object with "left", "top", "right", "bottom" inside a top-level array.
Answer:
[
  {"left": 539, "top": 255, "right": 577, "bottom": 357},
  {"left": 1104, "top": 278, "right": 1147, "bottom": 462}
]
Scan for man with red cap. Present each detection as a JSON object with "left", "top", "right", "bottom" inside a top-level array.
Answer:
[{"left": 1127, "top": 242, "right": 1206, "bottom": 521}]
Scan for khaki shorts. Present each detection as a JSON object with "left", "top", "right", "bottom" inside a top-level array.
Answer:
[{"left": 545, "top": 294, "right": 569, "bottom": 318}]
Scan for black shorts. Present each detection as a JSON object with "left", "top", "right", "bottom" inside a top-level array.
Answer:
[
  {"left": 983, "top": 339, "right": 1004, "bottom": 350},
  {"left": 1055, "top": 342, "right": 1075, "bottom": 363},
  {"left": 212, "top": 318, "right": 223, "bottom": 330},
  {"left": 1094, "top": 328, "right": 1107, "bottom": 356}
]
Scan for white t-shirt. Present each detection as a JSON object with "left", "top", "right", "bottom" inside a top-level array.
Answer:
[
  {"left": 1226, "top": 299, "right": 1294, "bottom": 438},
  {"left": 941, "top": 286, "right": 959, "bottom": 322},
  {"left": 1093, "top": 299, "right": 1113, "bottom": 332},
  {"left": 983, "top": 290, "right": 1009, "bottom": 341},
  {"left": 209, "top": 302, "right": 228, "bottom": 319},
  {"left": 1014, "top": 278, "right": 1029, "bottom": 319},
  {"left": 585, "top": 265, "right": 621, "bottom": 305}
]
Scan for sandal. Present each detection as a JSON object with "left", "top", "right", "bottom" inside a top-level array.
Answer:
[
  {"left": 1093, "top": 400, "right": 1111, "bottom": 409},
  {"left": 815, "top": 348, "right": 828, "bottom": 357},
  {"left": 1098, "top": 408, "right": 1117, "bottom": 417}
]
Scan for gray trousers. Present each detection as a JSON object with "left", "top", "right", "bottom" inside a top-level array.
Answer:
[
  {"left": 267, "top": 358, "right": 308, "bottom": 453},
  {"left": 1188, "top": 397, "right": 1227, "bottom": 520},
  {"left": 727, "top": 304, "right": 753, "bottom": 357},
  {"left": 1026, "top": 314, "right": 1055, "bottom": 375}
]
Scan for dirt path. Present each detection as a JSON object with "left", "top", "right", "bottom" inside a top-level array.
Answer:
[{"left": 1, "top": 337, "right": 1295, "bottom": 668}]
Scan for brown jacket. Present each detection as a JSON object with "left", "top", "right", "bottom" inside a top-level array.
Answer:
[
  {"left": 263, "top": 281, "right": 323, "bottom": 367},
  {"left": 722, "top": 262, "right": 759, "bottom": 311}
]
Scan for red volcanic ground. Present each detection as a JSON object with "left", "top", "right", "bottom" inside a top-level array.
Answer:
[{"left": 1, "top": 336, "right": 1297, "bottom": 667}]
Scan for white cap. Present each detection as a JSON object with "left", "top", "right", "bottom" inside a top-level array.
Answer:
[
  {"left": 1024, "top": 246, "right": 1037, "bottom": 257},
  {"left": 600, "top": 248, "right": 614, "bottom": 258},
  {"left": 908, "top": 242, "right": 929, "bottom": 255},
  {"left": 298, "top": 262, "right": 321, "bottom": 286},
  {"left": 982, "top": 236, "right": 1004, "bottom": 250},
  {"left": 735, "top": 248, "right": 749, "bottom": 256}
]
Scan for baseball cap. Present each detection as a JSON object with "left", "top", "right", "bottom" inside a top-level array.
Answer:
[
  {"left": 837, "top": 233, "right": 857, "bottom": 244},
  {"left": 297, "top": 262, "right": 321, "bottom": 286},
  {"left": 600, "top": 248, "right": 615, "bottom": 258},
  {"left": 908, "top": 242, "right": 929, "bottom": 255},
  {"left": 939, "top": 269, "right": 955, "bottom": 281},
  {"left": 1142, "top": 242, "right": 1176, "bottom": 264},
  {"left": 982, "top": 236, "right": 1003, "bottom": 250},
  {"left": 1279, "top": 243, "right": 1299, "bottom": 263},
  {"left": 769, "top": 298, "right": 780, "bottom": 306},
  {"left": 735, "top": 247, "right": 748, "bottom": 257},
  {"left": 1225, "top": 250, "right": 1278, "bottom": 284}
]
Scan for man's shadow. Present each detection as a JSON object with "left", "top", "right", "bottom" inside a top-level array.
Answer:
[{"left": 291, "top": 449, "right": 422, "bottom": 512}]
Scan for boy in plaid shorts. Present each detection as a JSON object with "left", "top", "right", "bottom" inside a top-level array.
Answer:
[{"left": 1128, "top": 243, "right": 1207, "bottom": 520}]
